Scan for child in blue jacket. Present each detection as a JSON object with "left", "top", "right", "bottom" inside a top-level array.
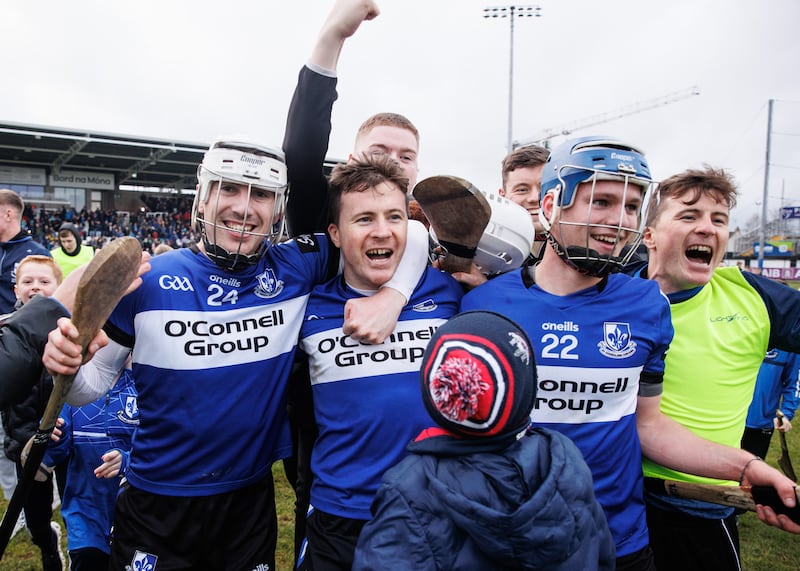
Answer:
[
  {"left": 353, "top": 311, "right": 614, "bottom": 571},
  {"left": 43, "top": 368, "right": 138, "bottom": 570}
]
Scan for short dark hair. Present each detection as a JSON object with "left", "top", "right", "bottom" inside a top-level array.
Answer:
[
  {"left": 328, "top": 154, "right": 410, "bottom": 224},
  {"left": 646, "top": 165, "right": 738, "bottom": 227},
  {"left": 501, "top": 145, "right": 550, "bottom": 187}
]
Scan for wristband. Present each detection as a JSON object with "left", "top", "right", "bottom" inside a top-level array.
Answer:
[{"left": 739, "top": 456, "right": 763, "bottom": 485}]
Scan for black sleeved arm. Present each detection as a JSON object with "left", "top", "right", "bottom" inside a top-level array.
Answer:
[
  {"left": 742, "top": 270, "right": 800, "bottom": 352},
  {"left": 0, "top": 295, "right": 69, "bottom": 409},
  {"left": 282, "top": 65, "right": 339, "bottom": 236}
]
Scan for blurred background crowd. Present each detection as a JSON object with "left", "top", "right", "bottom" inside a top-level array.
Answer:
[{"left": 21, "top": 195, "right": 197, "bottom": 254}]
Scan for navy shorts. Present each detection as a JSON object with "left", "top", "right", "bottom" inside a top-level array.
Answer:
[
  {"left": 302, "top": 508, "right": 366, "bottom": 571},
  {"left": 109, "top": 473, "right": 277, "bottom": 571}
]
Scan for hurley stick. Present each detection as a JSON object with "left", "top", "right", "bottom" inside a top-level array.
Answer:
[
  {"left": 413, "top": 175, "right": 491, "bottom": 274},
  {"left": 0, "top": 236, "right": 142, "bottom": 558},
  {"left": 776, "top": 410, "right": 797, "bottom": 482},
  {"left": 644, "top": 477, "right": 800, "bottom": 524}
]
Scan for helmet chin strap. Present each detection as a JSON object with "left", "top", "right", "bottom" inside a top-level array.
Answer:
[
  {"left": 202, "top": 237, "right": 261, "bottom": 273},
  {"left": 545, "top": 233, "right": 624, "bottom": 278}
]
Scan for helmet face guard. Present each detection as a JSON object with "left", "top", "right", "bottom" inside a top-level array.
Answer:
[
  {"left": 192, "top": 139, "right": 288, "bottom": 272},
  {"left": 539, "top": 137, "right": 653, "bottom": 277}
]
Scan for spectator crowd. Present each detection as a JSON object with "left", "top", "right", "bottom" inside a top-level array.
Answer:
[{"left": 20, "top": 194, "right": 197, "bottom": 254}]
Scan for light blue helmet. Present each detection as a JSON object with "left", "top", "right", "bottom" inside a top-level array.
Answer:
[
  {"left": 541, "top": 136, "right": 652, "bottom": 207},
  {"left": 537, "top": 136, "right": 653, "bottom": 276}
]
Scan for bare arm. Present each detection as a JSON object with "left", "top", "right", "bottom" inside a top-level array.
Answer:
[
  {"left": 310, "top": 0, "right": 380, "bottom": 71},
  {"left": 42, "top": 316, "right": 108, "bottom": 377},
  {"left": 637, "top": 395, "right": 753, "bottom": 479},
  {"left": 447, "top": 263, "right": 488, "bottom": 290},
  {"left": 637, "top": 395, "right": 799, "bottom": 533}
]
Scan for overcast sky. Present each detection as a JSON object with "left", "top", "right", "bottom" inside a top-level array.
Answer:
[{"left": 3, "top": 0, "right": 799, "bottom": 228}]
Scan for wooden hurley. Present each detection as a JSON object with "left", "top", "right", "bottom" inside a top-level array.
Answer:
[
  {"left": 0, "top": 237, "right": 142, "bottom": 558},
  {"left": 413, "top": 175, "right": 491, "bottom": 274}
]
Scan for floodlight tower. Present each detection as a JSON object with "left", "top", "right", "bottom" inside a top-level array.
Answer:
[
  {"left": 758, "top": 99, "right": 774, "bottom": 272},
  {"left": 483, "top": 5, "right": 542, "bottom": 154}
]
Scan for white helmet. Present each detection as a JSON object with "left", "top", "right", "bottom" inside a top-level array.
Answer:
[
  {"left": 192, "top": 138, "right": 288, "bottom": 271},
  {"left": 430, "top": 190, "right": 535, "bottom": 276}
]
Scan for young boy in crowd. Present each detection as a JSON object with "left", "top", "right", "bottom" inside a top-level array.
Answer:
[
  {"left": 353, "top": 310, "right": 614, "bottom": 571},
  {"left": 43, "top": 365, "right": 138, "bottom": 570},
  {"left": 1, "top": 255, "right": 65, "bottom": 570}
]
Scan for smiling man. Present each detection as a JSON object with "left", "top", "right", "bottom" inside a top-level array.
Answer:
[
  {"left": 461, "top": 138, "right": 798, "bottom": 571},
  {"left": 498, "top": 144, "right": 550, "bottom": 247},
  {"left": 463, "top": 136, "right": 668, "bottom": 569},
  {"left": 297, "top": 155, "right": 463, "bottom": 571},
  {"left": 626, "top": 166, "right": 800, "bottom": 569},
  {"left": 41, "top": 138, "right": 424, "bottom": 571}
]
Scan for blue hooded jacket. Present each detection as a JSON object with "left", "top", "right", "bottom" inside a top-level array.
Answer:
[{"left": 353, "top": 427, "right": 614, "bottom": 571}]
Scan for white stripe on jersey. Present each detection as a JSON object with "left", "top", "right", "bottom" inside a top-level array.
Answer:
[
  {"left": 72, "top": 431, "right": 107, "bottom": 438},
  {"left": 302, "top": 318, "right": 447, "bottom": 385},
  {"left": 533, "top": 365, "right": 641, "bottom": 424},
  {"left": 132, "top": 295, "right": 308, "bottom": 370}
]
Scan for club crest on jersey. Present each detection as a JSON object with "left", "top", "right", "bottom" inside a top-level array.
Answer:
[
  {"left": 413, "top": 299, "right": 438, "bottom": 312},
  {"left": 129, "top": 550, "right": 157, "bottom": 571},
  {"left": 597, "top": 322, "right": 636, "bottom": 358},
  {"left": 118, "top": 396, "right": 140, "bottom": 425},
  {"left": 254, "top": 267, "right": 283, "bottom": 299}
]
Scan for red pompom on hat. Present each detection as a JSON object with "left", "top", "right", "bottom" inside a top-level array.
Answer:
[{"left": 421, "top": 311, "right": 536, "bottom": 442}]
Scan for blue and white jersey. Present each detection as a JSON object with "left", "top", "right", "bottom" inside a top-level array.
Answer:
[
  {"left": 106, "top": 235, "right": 333, "bottom": 496},
  {"left": 461, "top": 270, "right": 673, "bottom": 558},
  {"left": 299, "top": 268, "right": 463, "bottom": 520},
  {"left": 43, "top": 369, "right": 138, "bottom": 554}
]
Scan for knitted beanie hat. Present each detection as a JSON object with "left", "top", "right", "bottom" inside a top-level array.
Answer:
[{"left": 421, "top": 311, "right": 536, "bottom": 440}]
